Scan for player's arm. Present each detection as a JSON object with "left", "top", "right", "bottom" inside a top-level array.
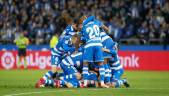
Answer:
[
  {"left": 97, "top": 20, "right": 109, "bottom": 32},
  {"left": 102, "top": 48, "right": 110, "bottom": 53},
  {"left": 101, "top": 25, "right": 109, "bottom": 32},
  {"left": 79, "top": 29, "right": 86, "bottom": 43},
  {"left": 62, "top": 43, "right": 75, "bottom": 53},
  {"left": 83, "top": 15, "right": 95, "bottom": 25},
  {"left": 102, "top": 48, "right": 117, "bottom": 54}
]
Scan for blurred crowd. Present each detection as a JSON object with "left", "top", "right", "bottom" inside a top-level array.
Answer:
[{"left": 0, "top": 0, "right": 169, "bottom": 45}]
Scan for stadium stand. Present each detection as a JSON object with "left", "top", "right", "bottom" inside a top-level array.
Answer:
[{"left": 0, "top": 0, "right": 168, "bottom": 45}]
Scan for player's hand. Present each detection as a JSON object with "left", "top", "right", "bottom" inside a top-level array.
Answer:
[{"left": 102, "top": 48, "right": 110, "bottom": 53}]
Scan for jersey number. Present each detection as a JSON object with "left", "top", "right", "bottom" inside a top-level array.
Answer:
[{"left": 86, "top": 25, "right": 100, "bottom": 39}]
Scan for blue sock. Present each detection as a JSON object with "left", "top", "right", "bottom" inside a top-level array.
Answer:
[
  {"left": 122, "top": 78, "right": 127, "bottom": 83},
  {"left": 60, "top": 80, "right": 66, "bottom": 86},
  {"left": 113, "top": 79, "right": 124, "bottom": 88},
  {"left": 82, "top": 65, "right": 89, "bottom": 86},
  {"left": 45, "top": 79, "right": 54, "bottom": 86},
  {"left": 104, "top": 64, "right": 111, "bottom": 83},
  {"left": 82, "top": 66, "right": 89, "bottom": 80},
  {"left": 99, "top": 64, "right": 105, "bottom": 82},
  {"left": 43, "top": 71, "right": 54, "bottom": 80}
]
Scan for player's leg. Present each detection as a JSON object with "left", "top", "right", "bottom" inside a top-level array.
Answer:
[
  {"left": 111, "top": 69, "right": 129, "bottom": 88},
  {"left": 43, "top": 71, "right": 79, "bottom": 88},
  {"left": 82, "top": 47, "right": 93, "bottom": 87},
  {"left": 97, "top": 62, "right": 109, "bottom": 88},
  {"left": 104, "top": 60, "right": 111, "bottom": 85},
  {"left": 35, "top": 69, "right": 55, "bottom": 88},
  {"left": 60, "top": 63, "right": 81, "bottom": 80},
  {"left": 59, "top": 80, "right": 75, "bottom": 88},
  {"left": 59, "top": 73, "right": 80, "bottom": 88},
  {"left": 51, "top": 79, "right": 73, "bottom": 88},
  {"left": 102, "top": 39, "right": 114, "bottom": 85},
  {"left": 43, "top": 56, "right": 60, "bottom": 80},
  {"left": 88, "top": 72, "right": 98, "bottom": 87},
  {"left": 35, "top": 55, "right": 61, "bottom": 88},
  {"left": 44, "top": 78, "right": 55, "bottom": 87},
  {"left": 82, "top": 61, "right": 89, "bottom": 87},
  {"left": 95, "top": 46, "right": 109, "bottom": 88}
]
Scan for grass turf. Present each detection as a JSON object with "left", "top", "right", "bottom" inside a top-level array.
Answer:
[{"left": 0, "top": 70, "right": 169, "bottom": 96}]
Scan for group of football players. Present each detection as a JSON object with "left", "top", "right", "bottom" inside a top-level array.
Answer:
[{"left": 35, "top": 15, "right": 130, "bottom": 88}]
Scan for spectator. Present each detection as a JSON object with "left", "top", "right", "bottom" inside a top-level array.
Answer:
[{"left": 0, "top": 0, "right": 168, "bottom": 45}]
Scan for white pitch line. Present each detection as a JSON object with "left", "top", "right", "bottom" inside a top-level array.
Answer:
[
  {"left": 4, "top": 90, "right": 74, "bottom": 96},
  {"left": 4, "top": 88, "right": 169, "bottom": 96}
]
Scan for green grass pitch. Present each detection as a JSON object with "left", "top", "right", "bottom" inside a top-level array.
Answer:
[{"left": 0, "top": 70, "right": 169, "bottom": 96}]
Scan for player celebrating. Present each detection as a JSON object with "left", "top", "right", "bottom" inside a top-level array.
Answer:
[
  {"left": 82, "top": 16, "right": 113, "bottom": 86},
  {"left": 60, "top": 23, "right": 77, "bottom": 39},
  {"left": 102, "top": 42, "right": 130, "bottom": 88},
  {"left": 35, "top": 29, "right": 78, "bottom": 88},
  {"left": 79, "top": 16, "right": 109, "bottom": 88}
]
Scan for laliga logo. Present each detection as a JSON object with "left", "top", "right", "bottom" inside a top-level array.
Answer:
[
  {"left": 25, "top": 52, "right": 51, "bottom": 69},
  {"left": 1, "top": 52, "right": 15, "bottom": 69}
]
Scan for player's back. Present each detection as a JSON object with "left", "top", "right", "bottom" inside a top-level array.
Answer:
[{"left": 82, "top": 20, "right": 102, "bottom": 44}]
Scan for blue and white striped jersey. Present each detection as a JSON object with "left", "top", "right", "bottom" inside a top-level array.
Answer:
[
  {"left": 80, "top": 20, "right": 103, "bottom": 48},
  {"left": 60, "top": 25, "right": 76, "bottom": 39},
  {"left": 61, "top": 52, "right": 83, "bottom": 68},
  {"left": 109, "top": 50, "right": 123, "bottom": 70},
  {"left": 100, "top": 30, "right": 112, "bottom": 43},
  {"left": 51, "top": 35, "right": 75, "bottom": 58}
]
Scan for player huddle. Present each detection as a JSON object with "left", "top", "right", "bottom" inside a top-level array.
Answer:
[{"left": 35, "top": 15, "right": 130, "bottom": 88}]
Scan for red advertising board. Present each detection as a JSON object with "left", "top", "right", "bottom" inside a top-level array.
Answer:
[
  {"left": 0, "top": 51, "right": 51, "bottom": 70},
  {"left": 0, "top": 50, "right": 169, "bottom": 71},
  {"left": 118, "top": 51, "right": 169, "bottom": 71}
]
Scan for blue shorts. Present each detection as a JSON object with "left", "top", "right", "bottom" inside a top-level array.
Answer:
[
  {"left": 88, "top": 72, "right": 98, "bottom": 81},
  {"left": 83, "top": 45, "right": 104, "bottom": 62},
  {"left": 60, "top": 63, "right": 77, "bottom": 75},
  {"left": 111, "top": 68, "right": 124, "bottom": 81},
  {"left": 102, "top": 38, "right": 114, "bottom": 58},
  {"left": 51, "top": 55, "right": 62, "bottom": 67}
]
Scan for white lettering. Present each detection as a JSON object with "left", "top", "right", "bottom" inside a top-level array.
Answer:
[
  {"left": 120, "top": 54, "right": 139, "bottom": 68},
  {"left": 1, "top": 51, "right": 51, "bottom": 69}
]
